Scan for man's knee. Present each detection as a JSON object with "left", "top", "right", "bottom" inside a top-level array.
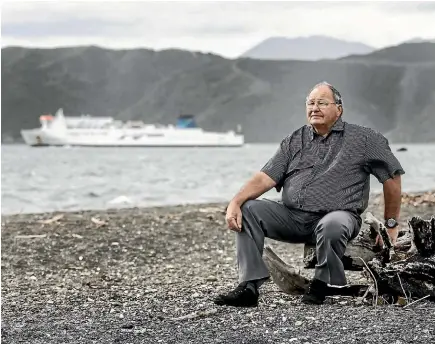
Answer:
[
  {"left": 240, "top": 199, "right": 263, "bottom": 216},
  {"left": 316, "top": 211, "right": 353, "bottom": 242}
]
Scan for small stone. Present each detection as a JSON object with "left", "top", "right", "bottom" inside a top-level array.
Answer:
[
  {"left": 355, "top": 298, "right": 364, "bottom": 306},
  {"left": 295, "top": 321, "right": 303, "bottom": 326},
  {"left": 119, "top": 313, "right": 124, "bottom": 319},
  {"left": 192, "top": 292, "right": 200, "bottom": 298},
  {"left": 206, "top": 276, "right": 217, "bottom": 282},
  {"left": 396, "top": 296, "right": 407, "bottom": 306},
  {"left": 289, "top": 339, "right": 298, "bottom": 342}
]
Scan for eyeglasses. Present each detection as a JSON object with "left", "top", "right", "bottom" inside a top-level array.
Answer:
[{"left": 305, "top": 100, "right": 337, "bottom": 109}]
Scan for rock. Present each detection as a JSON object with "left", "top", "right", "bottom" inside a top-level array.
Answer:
[
  {"left": 295, "top": 321, "right": 303, "bottom": 326},
  {"left": 396, "top": 297, "right": 408, "bottom": 306}
]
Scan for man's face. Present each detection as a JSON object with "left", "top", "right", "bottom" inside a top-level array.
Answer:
[{"left": 306, "top": 85, "right": 342, "bottom": 129}]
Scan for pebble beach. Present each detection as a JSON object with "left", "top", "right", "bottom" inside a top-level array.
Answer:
[{"left": 1, "top": 191, "right": 435, "bottom": 343}]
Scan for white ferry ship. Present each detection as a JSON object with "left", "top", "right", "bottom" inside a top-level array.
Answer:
[{"left": 20, "top": 109, "right": 244, "bottom": 147}]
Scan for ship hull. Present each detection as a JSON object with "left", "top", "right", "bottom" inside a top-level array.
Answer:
[{"left": 20, "top": 129, "right": 244, "bottom": 147}]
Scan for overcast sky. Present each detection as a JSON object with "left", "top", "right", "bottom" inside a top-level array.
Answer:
[{"left": 2, "top": 1, "right": 435, "bottom": 58}]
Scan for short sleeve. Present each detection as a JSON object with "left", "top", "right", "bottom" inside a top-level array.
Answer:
[
  {"left": 260, "top": 137, "right": 291, "bottom": 192},
  {"left": 364, "top": 130, "right": 405, "bottom": 184}
]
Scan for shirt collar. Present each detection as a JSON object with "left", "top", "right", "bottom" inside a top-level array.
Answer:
[{"left": 309, "top": 117, "right": 344, "bottom": 141}]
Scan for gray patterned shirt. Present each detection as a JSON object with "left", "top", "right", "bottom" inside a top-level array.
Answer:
[{"left": 260, "top": 117, "right": 405, "bottom": 215}]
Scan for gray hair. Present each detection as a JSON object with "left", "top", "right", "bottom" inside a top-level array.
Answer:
[{"left": 307, "top": 81, "right": 343, "bottom": 109}]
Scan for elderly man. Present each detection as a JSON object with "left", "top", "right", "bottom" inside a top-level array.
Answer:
[{"left": 214, "top": 81, "right": 404, "bottom": 307}]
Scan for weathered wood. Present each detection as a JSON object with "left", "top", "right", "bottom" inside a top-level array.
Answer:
[
  {"left": 408, "top": 216, "right": 435, "bottom": 257},
  {"left": 364, "top": 212, "right": 397, "bottom": 263},
  {"left": 263, "top": 246, "right": 309, "bottom": 295},
  {"left": 368, "top": 215, "right": 435, "bottom": 301},
  {"left": 264, "top": 245, "right": 367, "bottom": 297},
  {"left": 369, "top": 255, "right": 435, "bottom": 300},
  {"left": 265, "top": 213, "right": 435, "bottom": 303}
]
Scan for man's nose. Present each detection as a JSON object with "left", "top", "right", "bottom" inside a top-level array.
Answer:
[{"left": 311, "top": 103, "right": 320, "bottom": 111}]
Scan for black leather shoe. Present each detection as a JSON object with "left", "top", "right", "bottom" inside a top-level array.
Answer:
[
  {"left": 301, "top": 279, "right": 328, "bottom": 305},
  {"left": 213, "top": 284, "right": 259, "bottom": 307}
]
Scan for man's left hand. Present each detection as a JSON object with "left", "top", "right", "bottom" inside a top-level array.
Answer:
[{"left": 375, "top": 226, "right": 399, "bottom": 247}]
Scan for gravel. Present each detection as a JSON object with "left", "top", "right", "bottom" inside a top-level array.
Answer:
[{"left": 2, "top": 197, "right": 435, "bottom": 344}]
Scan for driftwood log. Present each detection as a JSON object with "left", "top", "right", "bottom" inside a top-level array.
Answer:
[{"left": 263, "top": 212, "right": 435, "bottom": 303}]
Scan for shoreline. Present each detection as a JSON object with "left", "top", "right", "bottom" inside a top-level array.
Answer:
[
  {"left": 2, "top": 190, "right": 435, "bottom": 218},
  {"left": 2, "top": 191, "right": 434, "bottom": 343}
]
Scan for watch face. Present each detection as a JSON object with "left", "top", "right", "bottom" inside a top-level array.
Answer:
[{"left": 387, "top": 218, "right": 397, "bottom": 228}]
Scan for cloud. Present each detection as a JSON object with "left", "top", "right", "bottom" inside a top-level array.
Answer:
[
  {"left": 2, "top": 1, "right": 435, "bottom": 58},
  {"left": 378, "top": 1, "right": 435, "bottom": 13},
  {"left": 2, "top": 19, "right": 134, "bottom": 37}
]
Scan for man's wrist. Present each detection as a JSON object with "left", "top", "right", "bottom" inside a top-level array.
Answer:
[
  {"left": 384, "top": 217, "right": 399, "bottom": 229},
  {"left": 230, "top": 197, "right": 244, "bottom": 207}
]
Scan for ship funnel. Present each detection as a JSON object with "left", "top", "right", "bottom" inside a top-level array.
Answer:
[{"left": 176, "top": 114, "right": 197, "bottom": 128}]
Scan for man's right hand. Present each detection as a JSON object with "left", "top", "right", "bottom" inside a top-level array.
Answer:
[{"left": 225, "top": 201, "right": 243, "bottom": 232}]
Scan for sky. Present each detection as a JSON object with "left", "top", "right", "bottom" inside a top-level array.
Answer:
[{"left": 2, "top": 0, "right": 435, "bottom": 58}]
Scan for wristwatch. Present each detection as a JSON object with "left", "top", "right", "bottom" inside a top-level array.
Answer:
[{"left": 385, "top": 218, "right": 398, "bottom": 229}]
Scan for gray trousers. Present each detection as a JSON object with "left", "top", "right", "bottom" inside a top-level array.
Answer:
[{"left": 237, "top": 199, "right": 361, "bottom": 286}]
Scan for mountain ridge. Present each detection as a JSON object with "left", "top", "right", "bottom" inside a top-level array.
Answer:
[
  {"left": 240, "top": 35, "right": 374, "bottom": 61},
  {"left": 2, "top": 42, "right": 435, "bottom": 143}
]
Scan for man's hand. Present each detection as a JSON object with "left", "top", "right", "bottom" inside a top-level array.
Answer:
[
  {"left": 375, "top": 226, "right": 399, "bottom": 247},
  {"left": 225, "top": 201, "right": 243, "bottom": 232}
]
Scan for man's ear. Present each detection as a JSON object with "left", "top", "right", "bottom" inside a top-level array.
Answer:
[{"left": 337, "top": 105, "right": 343, "bottom": 116}]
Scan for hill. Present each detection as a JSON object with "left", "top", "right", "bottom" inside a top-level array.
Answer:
[
  {"left": 240, "top": 36, "right": 374, "bottom": 61},
  {"left": 341, "top": 42, "right": 435, "bottom": 64},
  {"left": 2, "top": 42, "right": 435, "bottom": 143}
]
